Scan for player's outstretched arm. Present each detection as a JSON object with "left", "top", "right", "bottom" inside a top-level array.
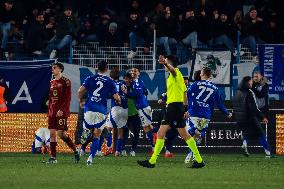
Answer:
[{"left": 215, "top": 90, "right": 230, "bottom": 116}]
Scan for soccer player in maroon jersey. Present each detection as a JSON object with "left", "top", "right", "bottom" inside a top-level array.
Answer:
[{"left": 47, "top": 62, "right": 80, "bottom": 163}]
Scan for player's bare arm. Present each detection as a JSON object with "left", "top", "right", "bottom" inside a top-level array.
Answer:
[{"left": 78, "top": 86, "right": 87, "bottom": 100}]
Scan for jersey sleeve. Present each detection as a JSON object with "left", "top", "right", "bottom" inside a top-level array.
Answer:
[
  {"left": 82, "top": 76, "right": 91, "bottom": 90},
  {"left": 214, "top": 89, "right": 229, "bottom": 116},
  {"left": 61, "top": 78, "right": 71, "bottom": 117},
  {"left": 109, "top": 79, "right": 118, "bottom": 96}
]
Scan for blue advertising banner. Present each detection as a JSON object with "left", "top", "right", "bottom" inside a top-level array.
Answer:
[
  {"left": 259, "top": 44, "right": 284, "bottom": 94},
  {"left": 0, "top": 60, "right": 54, "bottom": 112}
]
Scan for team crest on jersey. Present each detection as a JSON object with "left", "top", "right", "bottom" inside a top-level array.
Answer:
[{"left": 53, "top": 89, "right": 58, "bottom": 96}]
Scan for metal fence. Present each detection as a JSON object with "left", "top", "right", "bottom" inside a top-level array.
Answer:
[
  {"left": 72, "top": 42, "right": 155, "bottom": 71},
  {"left": 3, "top": 35, "right": 257, "bottom": 69}
]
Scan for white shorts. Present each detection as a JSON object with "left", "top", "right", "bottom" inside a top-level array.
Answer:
[
  {"left": 84, "top": 111, "right": 106, "bottom": 129},
  {"left": 35, "top": 128, "right": 50, "bottom": 148},
  {"left": 189, "top": 117, "right": 209, "bottom": 131},
  {"left": 106, "top": 106, "right": 128, "bottom": 129},
  {"left": 138, "top": 106, "right": 152, "bottom": 127}
]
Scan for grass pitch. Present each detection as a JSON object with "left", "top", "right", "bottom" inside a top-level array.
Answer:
[{"left": 0, "top": 153, "right": 283, "bottom": 189}]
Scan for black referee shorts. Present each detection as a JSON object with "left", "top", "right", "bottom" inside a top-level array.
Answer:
[{"left": 161, "top": 102, "right": 185, "bottom": 128}]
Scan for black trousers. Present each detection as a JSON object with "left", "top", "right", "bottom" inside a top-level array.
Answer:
[{"left": 125, "top": 114, "right": 142, "bottom": 151}]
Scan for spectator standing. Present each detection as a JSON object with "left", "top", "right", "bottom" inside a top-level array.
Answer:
[
  {"left": 0, "top": 0, "right": 15, "bottom": 59},
  {"left": 49, "top": 6, "right": 79, "bottom": 59}
]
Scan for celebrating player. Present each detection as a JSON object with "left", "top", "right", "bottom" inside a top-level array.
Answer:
[
  {"left": 184, "top": 67, "right": 232, "bottom": 163},
  {"left": 128, "top": 68, "right": 154, "bottom": 154},
  {"left": 105, "top": 68, "right": 128, "bottom": 157},
  {"left": 78, "top": 60, "right": 121, "bottom": 166},
  {"left": 47, "top": 62, "right": 80, "bottom": 164}
]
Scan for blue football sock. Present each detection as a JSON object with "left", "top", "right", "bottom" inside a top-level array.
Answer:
[
  {"left": 121, "top": 138, "right": 126, "bottom": 151},
  {"left": 106, "top": 132, "right": 112, "bottom": 148},
  {"left": 259, "top": 135, "right": 269, "bottom": 151},
  {"left": 90, "top": 137, "right": 99, "bottom": 157},
  {"left": 116, "top": 139, "right": 122, "bottom": 152},
  {"left": 146, "top": 130, "right": 154, "bottom": 147},
  {"left": 98, "top": 135, "right": 104, "bottom": 151}
]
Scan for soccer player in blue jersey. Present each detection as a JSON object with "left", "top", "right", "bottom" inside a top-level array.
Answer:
[
  {"left": 105, "top": 68, "right": 128, "bottom": 157},
  {"left": 128, "top": 68, "right": 154, "bottom": 153},
  {"left": 78, "top": 60, "right": 121, "bottom": 166},
  {"left": 184, "top": 67, "right": 232, "bottom": 162}
]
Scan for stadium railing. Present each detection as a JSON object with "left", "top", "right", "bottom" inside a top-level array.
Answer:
[
  {"left": 2, "top": 30, "right": 258, "bottom": 70},
  {"left": 72, "top": 42, "right": 155, "bottom": 71}
]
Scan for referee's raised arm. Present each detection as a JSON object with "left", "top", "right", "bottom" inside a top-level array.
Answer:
[{"left": 159, "top": 55, "right": 176, "bottom": 77}]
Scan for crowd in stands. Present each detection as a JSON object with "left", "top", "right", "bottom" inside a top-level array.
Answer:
[{"left": 0, "top": 0, "right": 284, "bottom": 62}]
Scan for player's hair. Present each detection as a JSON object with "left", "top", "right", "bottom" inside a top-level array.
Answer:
[
  {"left": 253, "top": 70, "right": 261, "bottom": 75},
  {"left": 193, "top": 70, "right": 201, "bottom": 81},
  {"left": 201, "top": 67, "right": 212, "bottom": 78},
  {"left": 97, "top": 60, "right": 108, "bottom": 72},
  {"left": 110, "top": 67, "right": 120, "bottom": 80},
  {"left": 53, "top": 62, "right": 64, "bottom": 72},
  {"left": 124, "top": 72, "right": 132, "bottom": 79},
  {"left": 132, "top": 67, "right": 140, "bottom": 73},
  {"left": 165, "top": 55, "right": 179, "bottom": 67},
  {"left": 239, "top": 76, "right": 252, "bottom": 90}
]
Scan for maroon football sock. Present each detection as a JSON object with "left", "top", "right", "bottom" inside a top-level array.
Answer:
[
  {"left": 50, "top": 142, "right": 57, "bottom": 158},
  {"left": 63, "top": 137, "right": 76, "bottom": 152}
]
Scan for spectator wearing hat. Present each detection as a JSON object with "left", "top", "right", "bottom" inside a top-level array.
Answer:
[
  {"left": 0, "top": 0, "right": 15, "bottom": 59},
  {"left": 49, "top": 6, "right": 79, "bottom": 59}
]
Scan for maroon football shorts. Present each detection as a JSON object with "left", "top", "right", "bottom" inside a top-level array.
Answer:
[{"left": 48, "top": 116, "right": 68, "bottom": 131}]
